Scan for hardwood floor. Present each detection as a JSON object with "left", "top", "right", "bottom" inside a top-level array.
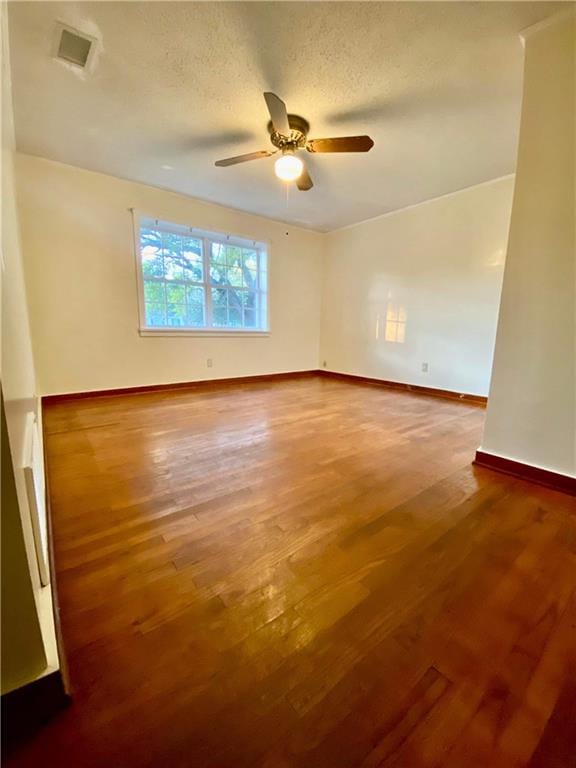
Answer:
[{"left": 8, "top": 375, "right": 576, "bottom": 767}]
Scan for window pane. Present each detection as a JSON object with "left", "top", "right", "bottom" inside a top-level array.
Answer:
[
  {"left": 163, "top": 256, "right": 185, "bottom": 281},
  {"left": 141, "top": 247, "right": 164, "bottom": 278},
  {"left": 186, "top": 285, "right": 204, "bottom": 304},
  {"left": 243, "top": 251, "right": 258, "bottom": 271},
  {"left": 166, "top": 284, "right": 185, "bottom": 304},
  {"left": 141, "top": 227, "right": 163, "bottom": 249},
  {"left": 140, "top": 228, "right": 163, "bottom": 273},
  {"left": 243, "top": 309, "right": 256, "bottom": 328},
  {"left": 181, "top": 255, "right": 203, "bottom": 283},
  {"left": 242, "top": 268, "right": 257, "bottom": 289},
  {"left": 241, "top": 292, "right": 256, "bottom": 310},
  {"left": 211, "top": 288, "right": 227, "bottom": 307},
  {"left": 210, "top": 243, "right": 227, "bottom": 266},
  {"left": 213, "top": 306, "right": 227, "bottom": 326},
  {"left": 227, "top": 291, "right": 242, "bottom": 312},
  {"left": 162, "top": 233, "right": 185, "bottom": 280},
  {"left": 210, "top": 266, "right": 227, "bottom": 285},
  {"left": 226, "top": 246, "right": 242, "bottom": 267},
  {"left": 227, "top": 266, "right": 243, "bottom": 287},
  {"left": 144, "top": 281, "right": 165, "bottom": 303},
  {"left": 162, "top": 232, "right": 181, "bottom": 254},
  {"left": 166, "top": 304, "right": 187, "bottom": 326},
  {"left": 228, "top": 307, "right": 242, "bottom": 328},
  {"left": 182, "top": 237, "right": 202, "bottom": 259},
  {"left": 186, "top": 285, "right": 205, "bottom": 327},
  {"left": 186, "top": 302, "right": 204, "bottom": 327},
  {"left": 145, "top": 303, "right": 166, "bottom": 327}
]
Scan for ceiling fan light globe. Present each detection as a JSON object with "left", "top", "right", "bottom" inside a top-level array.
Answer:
[{"left": 274, "top": 153, "right": 304, "bottom": 182}]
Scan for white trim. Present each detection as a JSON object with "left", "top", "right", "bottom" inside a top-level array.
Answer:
[
  {"left": 139, "top": 329, "right": 270, "bottom": 338},
  {"left": 329, "top": 174, "right": 516, "bottom": 234},
  {"left": 134, "top": 209, "right": 270, "bottom": 251},
  {"left": 139, "top": 214, "right": 267, "bottom": 252},
  {"left": 131, "top": 208, "right": 148, "bottom": 335}
]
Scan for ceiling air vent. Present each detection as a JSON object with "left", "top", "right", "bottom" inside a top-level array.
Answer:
[{"left": 54, "top": 24, "right": 96, "bottom": 69}]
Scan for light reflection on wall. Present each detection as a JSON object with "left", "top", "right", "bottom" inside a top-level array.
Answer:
[
  {"left": 384, "top": 303, "right": 407, "bottom": 343},
  {"left": 486, "top": 248, "right": 506, "bottom": 268}
]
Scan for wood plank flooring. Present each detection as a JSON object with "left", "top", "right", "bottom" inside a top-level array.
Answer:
[{"left": 8, "top": 375, "right": 576, "bottom": 767}]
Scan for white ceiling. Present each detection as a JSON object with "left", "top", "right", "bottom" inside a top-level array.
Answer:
[{"left": 8, "top": 1, "right": 566, "bottom": 231}]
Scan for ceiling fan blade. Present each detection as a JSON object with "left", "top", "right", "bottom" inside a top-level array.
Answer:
[
  {"left": 264, "top": 92, "right": 291, "bottom": 136},
  {"left": 296, "top": 164, "right": 314, "bottom": 191},
  {"left": 306, "top": 135, "right": 374, "bottom": 153},
  {"left": 214, "top": 150, "right": 274, "bottom": 167}
]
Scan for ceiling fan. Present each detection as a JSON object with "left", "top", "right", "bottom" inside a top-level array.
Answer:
[{"left": 214, "top": 92, "right": 374, "bottom": 191}]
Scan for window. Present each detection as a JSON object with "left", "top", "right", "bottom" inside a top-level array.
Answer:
[{"left": 135, "top": 215, "right": 269, "bottom": 334}]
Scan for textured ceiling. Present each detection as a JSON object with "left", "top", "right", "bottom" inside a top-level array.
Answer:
[{"left": 8, "top": 1, "right": 566, "bottom": 231}]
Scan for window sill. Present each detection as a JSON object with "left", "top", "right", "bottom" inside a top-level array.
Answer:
[{"left": 139, "top": 328, "right": 270, "bottom": 338}]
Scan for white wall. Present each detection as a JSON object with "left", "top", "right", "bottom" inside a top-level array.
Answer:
[
  {"left": 1, "top": 5, "right": 54, "bottom": 694},
  {"left": 481, "top": 11, "right": 575, "bottom": 476},
  {"left": 320, "top": 176, "right": 514, "bottom": 396},
  {"left": 15, "top": 154, "right": 324, "bottom": 395},
  {"left": 16, "top": 154, "right": 513, "bottom": 399}
]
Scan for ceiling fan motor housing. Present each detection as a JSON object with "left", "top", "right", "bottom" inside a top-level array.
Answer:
[{"left": 267, "top": 114, "right": 310, "bottom": 151}]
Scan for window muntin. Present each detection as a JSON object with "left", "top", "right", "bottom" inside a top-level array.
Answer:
[{"left": 136, "top": 217, "right": 268, "bottom": 333}]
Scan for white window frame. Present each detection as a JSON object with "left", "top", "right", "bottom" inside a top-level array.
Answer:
[{"left": 132, "top": 211, "right": 270, "bottom": 337}]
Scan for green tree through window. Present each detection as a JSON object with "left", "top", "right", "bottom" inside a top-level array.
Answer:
[{"left": 138, "top": 219, "right": 268, "bottom": 332}]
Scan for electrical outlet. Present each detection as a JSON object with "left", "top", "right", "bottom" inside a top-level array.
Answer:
[
  {"left": 207, "top": 358, "right": 213, "bottom": 368},
  {"left": 421, "top": 362, "right": 429, "bottom": 373}
]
